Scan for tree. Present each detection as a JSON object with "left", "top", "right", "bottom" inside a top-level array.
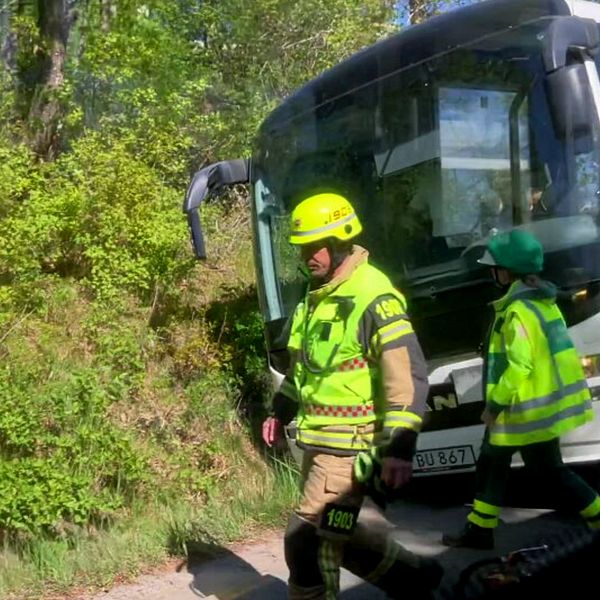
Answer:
[
  {"left": 0, "top": 0, "right": 17, "bottom": 73},
  {"left": 406, "top": 1, "right": 481, "bottom": 25},
  {"left": 27, "top": 0, "right": 74, "bottom": 159},
  {"left": 408, "top": 0, "right": 438, "bottom": 24},
  {"left": 100, "top": 0, "right": 112, "bottom": 33},
  {"left": 194, "top": 0, "right": 398, "bottom": 158}
]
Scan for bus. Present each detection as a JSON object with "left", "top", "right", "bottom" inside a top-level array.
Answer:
[{"left": 184, "top": 0, "right": 600, "bottom": 477}]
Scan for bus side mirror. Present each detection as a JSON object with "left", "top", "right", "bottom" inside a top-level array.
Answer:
[
  {"left": 542, "top": 16, "right": 599, "bottom": 148},
  {"left": 183, "top": 158, "right": 250, "bottom": 259},
  {"left": 546, "top": 63, "right": 595, "bottom": 147}
]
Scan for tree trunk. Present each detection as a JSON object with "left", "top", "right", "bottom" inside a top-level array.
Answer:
[
  {"left": 0, "top": 0, "right": 17, "bottom": 73},
  {"left": 408, "top": 0, "right": 436, "bottom": 25},
  {"left": 101, "top": 0, "right": 111, "bottom": 33},
  {"left": 29, "top": 0, "right": 72, "bottom": 159}
]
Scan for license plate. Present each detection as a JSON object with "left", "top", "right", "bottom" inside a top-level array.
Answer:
[{"left": 414, "top": 445, "right": 476, "bottom": 472}]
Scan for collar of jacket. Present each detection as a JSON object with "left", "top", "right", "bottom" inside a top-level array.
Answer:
[
  {"left": 491, "top": 278, "right": 558, "bottom": 312},
  {"left": 307, "top": 245, "right": 369, "bottom": 305}
]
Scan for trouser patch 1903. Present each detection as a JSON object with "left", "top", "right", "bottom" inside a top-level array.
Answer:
[{"left": 318, "top": 502, "right": 360, "bottom": 540}]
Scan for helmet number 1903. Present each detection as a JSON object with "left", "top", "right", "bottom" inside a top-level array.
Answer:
[{"left": 325, "top": 205, "right": 351, "bottom": 224}]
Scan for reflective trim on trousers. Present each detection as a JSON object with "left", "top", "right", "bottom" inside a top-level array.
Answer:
[
  {"left": 580, "top": 496, "right": 600, "bottom": 530},
  {"left": 473, "top": 499, "right": 501, "bottom": 516},
  {"left": 364, "top": 534, "right": 400, "bottom": 583},
  {"left": 581, "top": 496, "right": 600, "bottom": 519},
  {"left": 467, "top": 511, "right": 499, "bottom": 529},
  {"left": 317, "top": 539, "right": 343, "bottom": 600},
  {"left": 467, "top": 499, "right": 501, "bottom": 529}
]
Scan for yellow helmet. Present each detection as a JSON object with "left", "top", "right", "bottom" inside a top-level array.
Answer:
[{"left": 289, "top": 193, "right": 362, "bottom": 245}]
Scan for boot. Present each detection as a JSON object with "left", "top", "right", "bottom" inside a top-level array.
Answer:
[
  {"left": 419, "top": 557, "right": 444, "bottom": 588},
  {"left": 442, "top": 522, "right": 494, "bottom": 550},
  {"left": 382, "top": 556, "right": 443, "bottom": 600}
]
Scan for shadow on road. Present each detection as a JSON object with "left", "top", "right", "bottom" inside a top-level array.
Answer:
[
  {"left": 180, "top": 533, "right": 388, "bottom": 599},
  {"left": 392, "top": 476, "right": 599, "bottom": 599},
  {"left": 171, "top": 531, "right": 287, "bottom": 599},
  {"left": 170, "top": 470, "right": 600, "bottom": 600}
]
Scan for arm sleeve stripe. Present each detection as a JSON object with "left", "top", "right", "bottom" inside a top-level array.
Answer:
[
  {"left": 379, "top": 322, "right": 413, "bottom": 343},
  {"left": 384, "top": 412, "right": 422, "bottom": 424}
]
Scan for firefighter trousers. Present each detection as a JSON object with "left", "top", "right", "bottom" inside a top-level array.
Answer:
[
  {"left": 468, "top": 434, "right": 600, "bottom": 530},
  {"left": 284, "top": 449, "right": 441, "bottom": 600}
]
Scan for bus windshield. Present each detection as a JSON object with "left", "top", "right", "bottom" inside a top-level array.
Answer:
[{"left": 251, "top": 17, "right": 600, "bottom": 360}]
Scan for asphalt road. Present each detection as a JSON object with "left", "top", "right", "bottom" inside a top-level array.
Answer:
[{"left": 89, "top": 478, "right": 589, "bottom": 600}]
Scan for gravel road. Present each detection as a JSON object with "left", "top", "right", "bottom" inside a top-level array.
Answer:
[{"left": 84, "top": 487, "right": 584, "bottom": 600}]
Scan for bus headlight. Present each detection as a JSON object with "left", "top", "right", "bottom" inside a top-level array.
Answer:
[
  {"left": 581, "top": 355, "right": 600, "bottom": 401},
  {"left": 581, "top": 354, "right": 600, "bottom": 379},
  {"left": 572, "top": 288, "right": 589, "bottom": 302}
]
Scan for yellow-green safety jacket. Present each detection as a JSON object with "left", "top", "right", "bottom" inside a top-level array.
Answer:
[
  {"left": 486, "top": 280, "right": 593, "bottom": 446},
  {"left": 278, "top": 248, "right": 428, "bottom": 455}
]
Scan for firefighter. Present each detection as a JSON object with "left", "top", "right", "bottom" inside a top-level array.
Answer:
[
  {"left": 262, "top": 192, "right": 442, "bottom": 599},
  {"left": 443, "top": 230, "right": 600, "bottom": 550}
]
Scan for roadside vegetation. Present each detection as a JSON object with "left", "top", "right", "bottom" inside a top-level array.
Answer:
[{"left": 0, "top": 1, "right": 413, "bottom": 598}]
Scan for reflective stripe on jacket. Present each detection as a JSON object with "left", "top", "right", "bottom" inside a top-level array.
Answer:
[
  {"left": 486, "top": 281, "right": 593, "bottom": 446},
  {"left": 288, "top": 254, "right": 419, "bottom": 453}
]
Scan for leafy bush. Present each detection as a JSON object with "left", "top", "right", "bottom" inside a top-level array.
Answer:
[
  {"left": 0, "top": 2, "right": 398, "bottom": 591},
  {"left": 0, "top": 135, "right": 193, "bottom": 303},
  {"left": 0, "top": 364, "right": 147, "bottom": 537}
]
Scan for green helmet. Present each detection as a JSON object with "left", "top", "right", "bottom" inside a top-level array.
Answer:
[{"left": 478, "top": 230, "right": 544, "bottom": 275}]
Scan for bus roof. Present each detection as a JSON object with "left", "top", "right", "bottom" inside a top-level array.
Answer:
[{"left": 260, "top": 0, "right": 571, "bottom": 134}]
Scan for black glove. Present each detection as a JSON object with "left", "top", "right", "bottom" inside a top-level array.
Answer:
[
  {"left": 272, "top": 392, "right": 298, "bottom": 426},
  {"left": 384, "top": 428, "right": 418, "bottom": 462}
]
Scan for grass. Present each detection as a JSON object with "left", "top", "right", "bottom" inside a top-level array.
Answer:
[
  {"left": 0, "top": 453, "right": 300, "bottom": 600},
  {"left": 0, "top": 198, "right": 299, "bottom": 600}
]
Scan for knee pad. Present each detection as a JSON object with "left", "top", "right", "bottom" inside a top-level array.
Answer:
[{"left": 284, "top": 513, "right": 323, "bottom": 588}]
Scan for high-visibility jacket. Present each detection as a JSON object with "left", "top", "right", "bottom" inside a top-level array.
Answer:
[
  {"left": 486, "top": 280, "right": 593, "bottom": 446},
  {"left": 281, "top": 249, "right": 425, "bottom": 454}
]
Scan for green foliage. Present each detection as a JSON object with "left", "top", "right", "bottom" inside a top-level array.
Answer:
[
  {"left": 194, "top": 0, "right": 397, "bottom": 157},
  {"left": 10, "top": 12, "right": 43, "bottom": 117},
  {"left": 0, "top": 0, "right": 400, "bottom": 594},
  {"left": 0, "top": 363, "right": 146, "bottom": 536},
  {"left": 233, "top": 308, "right": 269, "bottom": 383},
  {"left": 0, "top": 135, "right": 192, "bottom": 302},
  {"left": 70, "top": 1, "right": 210, "bottom": 184}
]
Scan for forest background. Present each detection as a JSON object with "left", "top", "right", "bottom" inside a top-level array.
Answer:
[{"left": 0, "top": 0, "right": 517, "bottom": 598}]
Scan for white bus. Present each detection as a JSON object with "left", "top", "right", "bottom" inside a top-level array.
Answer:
[{"left": 184, "top": 0, "right": 600, "bottom": 478}]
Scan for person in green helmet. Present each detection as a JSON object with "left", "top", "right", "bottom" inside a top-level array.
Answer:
[
  {"left": 262, "top": 192, "right": 442, "bottom": 599},
  {"left": 443, "top": 229, "right": 600, "bottom": 550}
]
